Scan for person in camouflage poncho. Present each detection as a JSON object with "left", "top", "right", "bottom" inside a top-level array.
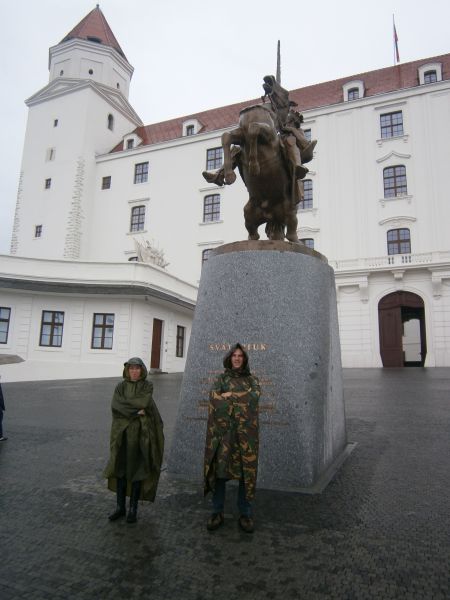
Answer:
[
  {"left": 204, "top": 343, "right": 261, "bottom": 533},
  {"left": 103, "top": 357, "right": 164, "bottom": 523}
]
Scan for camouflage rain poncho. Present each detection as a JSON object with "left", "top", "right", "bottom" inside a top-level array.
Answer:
[
  {"left": 103, "top": 358, "right": 164, "bottom": 502},
  {"left": 204, "top": 344, "right": 261, "bottom": 500}
]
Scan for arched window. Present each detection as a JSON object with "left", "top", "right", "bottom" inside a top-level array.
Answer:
[
  {"left": 299, "top": 179, "right": 313, "bottom": 209},
  {"left": 347, "top": 87, "right": 359, "bottom": 101},
  {"left": 387, "top": 228, "right": 411, "bottom": 255},
  {"left": 203, "top": 194, "right": 220, "bottom": 222},
  {"left": 383, "top": 166, "right": 407, "bottom": 198},
  {"left": 107, "top": 114, "right": 114, "bottom": 131}
]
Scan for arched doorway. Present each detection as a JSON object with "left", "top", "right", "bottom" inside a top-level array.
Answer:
[{"left": 378, "top": 291, "right": 427, "bottom": 367}]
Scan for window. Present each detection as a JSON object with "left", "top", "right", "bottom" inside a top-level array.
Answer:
[
  {"left": 101, "top": 176, "right": 111, "bottom": 190},
  {"left": 202, "top": 248, "right": 213, "bottom": 265},
  {"left": 128, "top": 256, "right": 139, "bottom": 262},
  {"left": 176, "top": 325, "right": 186, "bottom": 357},
  {"left": 0, "top": 307, "right": 11, "bottom": 344},
  {"left": 383, "top": 166, "right": 407, "bottom": 198},
  {"left": 127, "top": 139, "right": 134, "bottom": 149},
  {"left": 347, "top": 87, "right": 359, "bottom": 100},
  {"left": 45, "top": 178, "right": 51, "bottom": 189},
  {"left": 203, "top": 194, "right": 221, "bottom": 222},
  {"left": 424, "top": 70, "right": 437, "bottom": 84},
  {"left": 206, "top": 147, "right": 223, "bottom": 170},
  {"left": 387, "top": 228, "right": 411, "bottom": 255},
  {"left": 35, "top": 225, "right": 42, "bottom": 238},
  {"left": 53, "top": 119, "right": 58, "bottom": 127},
  {"left": 46, "top": 148, "right": 55, "bottom": 161},
  {"left": 39, "top": 311, "right": 64, "bottom": 347},
  {"left": 91, "top": 313, "right": 114, "bottom": 349},
  {"left": 303, "top": 128, "right": 312, "bottom": 142},
  {"left": 299, "top": 179, "right": 313, "bottom": 210},
  {"left": 186, "top": 125, "right": 195, "bottom": 136},
  {"left": 300, "top": 238, "right": 314, "bottom": 249},
  {"left": 89, "top": 68, "right": 94, "bottom": 75},
  {"left": 380, "top": 111, "right": 403, "bottom": 138},
  {"left": 134, "top": 162, "right": 149, "bottom": 184},
  {"left": 107, "top": 114, "right": 114, "bottom": 131},
  {"left": 130, "top": 205, "right": 146, "bottom": 232}
]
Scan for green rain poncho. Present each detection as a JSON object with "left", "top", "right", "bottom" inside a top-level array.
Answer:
[{"left": 103, "top": 358, "right": 164, "bottom": 502}]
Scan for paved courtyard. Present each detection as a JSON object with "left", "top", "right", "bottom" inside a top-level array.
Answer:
[{"left": 0, "top": 368, "right": 449, "bottom": 600}]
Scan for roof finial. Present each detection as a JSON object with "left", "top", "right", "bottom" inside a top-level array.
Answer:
[
  {"left": 276, "top": 40, "right": 281, "bottom": 84},
  {"left": 96, "top": 4, "right": 100, "bottom": 9}
]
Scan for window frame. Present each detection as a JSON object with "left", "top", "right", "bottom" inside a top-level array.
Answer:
[
  {"left": 101, "top": 176, "right": 111, "bottom": 190},
  {"left": 206, "top": 147, "right": 223, "bottom": 171},
  {"left": 39, "top": 310, "right": 64, "bottom": 347},
  {"left": 0, "top": 307, "right": 11, "bottom": 344},
  {"left": 35, "top": 225, "right": 43, "bottom": 238},
  {"left": 380, "top": 111, "right": 404, "bottom": 139},
  {"left": 134, "top": 162, "right": 149, "bottom": 184},
  {"left": 91, "top": 313, "right": 115, "bottom": 350},
  {"left": 387, "top": 228, "right": 411, "bottom": 255},
  {"left": 203, "top": 194, "right": 221, "bottom": 222},
  {"left": 347, "top": 87, "right": 359, "bottom": 101},
  {"left": 45, "top": 178, "right": 52, "bottom": 189},
  {"left": 383, "top": 165, "right": 407, "bottom": 198},
  {"left": 176, "top": 325, "right": 186, "bottom": 358},
  {"left": 298, "top": 179, "right": 313, "bottom": 210},
  {"left": 300, "top": 238, "right": 314, "bottom": 250},
  {"left": 130, "top": 205, "right": 146, "bottom": 232}
]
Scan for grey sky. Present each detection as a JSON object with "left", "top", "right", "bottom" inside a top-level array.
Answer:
[{"left": 1, "top": 0, "right": 449, "bottom": 253}]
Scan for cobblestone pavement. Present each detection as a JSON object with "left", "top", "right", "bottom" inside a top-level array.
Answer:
[{"left": 0, "top": 369, "right": 449, "bottom": 600}]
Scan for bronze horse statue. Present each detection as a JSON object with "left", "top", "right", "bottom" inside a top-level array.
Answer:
[
  {"left": 222, "top": 103, "right": 301, "bottom": 242},
  {"left": 203, "top": 76, "right": 315, "bottom": 242}
]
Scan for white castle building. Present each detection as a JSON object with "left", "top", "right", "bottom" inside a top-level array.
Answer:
[{"left": 1, "top": 6, "right": 450, "bottom": 380}]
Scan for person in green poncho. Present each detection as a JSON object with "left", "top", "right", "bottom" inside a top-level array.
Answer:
[
  {"left": 204, "top": 343, "right": 261, "bottom": 533},
  {"left": 103, "top": 357, "right": 164, "bottom": 523}
]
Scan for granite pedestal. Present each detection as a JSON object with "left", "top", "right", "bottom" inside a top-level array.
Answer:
[{"left": 168, "top": 240, "right": 350, "bottom": 492}]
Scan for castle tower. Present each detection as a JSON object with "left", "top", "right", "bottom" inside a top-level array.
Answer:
[{"left": 10, "top": 5, "right": 142, "bottom": 259}]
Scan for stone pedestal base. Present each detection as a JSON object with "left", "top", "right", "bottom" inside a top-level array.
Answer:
[{"left": 168, "top": 241, "right": 349, "bottom": 492}]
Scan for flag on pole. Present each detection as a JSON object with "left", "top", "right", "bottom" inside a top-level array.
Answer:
[{"left": 393, "top": 16, "right": 400, "bottom": 63}]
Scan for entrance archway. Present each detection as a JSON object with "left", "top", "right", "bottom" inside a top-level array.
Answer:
[{"left": 378, "top": 291, "right": 426, "bottom": 367}]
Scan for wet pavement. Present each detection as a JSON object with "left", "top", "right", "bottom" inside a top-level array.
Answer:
[{"left": 0, "top": 368, "right": 449, "bottom": 599}]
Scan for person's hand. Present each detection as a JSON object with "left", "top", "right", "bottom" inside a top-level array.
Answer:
[
  {"left": 221, "top": 392, "right": 233, "bottom": 398},
  {"left": 137, "top": 409, "right": 145, "bottom": 416}
]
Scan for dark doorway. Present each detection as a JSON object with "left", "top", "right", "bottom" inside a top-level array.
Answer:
[
  {"left": 150, "top": 318, "right": 163, "bottom": 369},
  {"left": 378, "top": 291, "right": 426, "bottom": 367}
]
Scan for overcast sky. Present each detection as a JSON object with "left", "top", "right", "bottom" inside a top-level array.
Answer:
[{"left": 1, "top": 0, "right": 449, "bottom": 253}]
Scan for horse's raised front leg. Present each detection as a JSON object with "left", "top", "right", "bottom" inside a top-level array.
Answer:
[{"left": 222, "top": 129, "right": 242, "bottom": 185}]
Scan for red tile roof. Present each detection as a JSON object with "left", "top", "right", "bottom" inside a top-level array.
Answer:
[
  {"left": 60, "top": 5, "right": 127, "bottom": 60},
  {"left": 111, "top": 52, "right": 450, "bottom": 153}
]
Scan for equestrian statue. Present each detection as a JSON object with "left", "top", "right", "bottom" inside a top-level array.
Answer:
[{"left": 203, "top": 76, "right": 317, "bottom": 242}]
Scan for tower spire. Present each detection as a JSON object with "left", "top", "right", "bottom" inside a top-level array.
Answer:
[{"left": 276, "top": 40, "right": 281, "bottom": 84}]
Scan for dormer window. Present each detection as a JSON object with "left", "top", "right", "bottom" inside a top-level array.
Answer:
[
  {"left": 424, "top": 70, "right": 437, "bottom": 84},
  {"left": 418, "top": 62, "right": 442, "bottom": 85},
  {"left": 127, "top": 139, "right": 134, "bottom": 149},
  {"left": 343, "top": 80, "right": 364, "bottom": 102},
  {"left": 182, "top": 119, "right": 201, "bottom": 137}
]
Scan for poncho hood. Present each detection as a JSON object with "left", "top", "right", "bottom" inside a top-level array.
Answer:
[
  {"left": 223, "top": 343, "right": 250, "bottom": 376},
  {"left": 123, "top": 356, "right": 148, "bottom": 380}
]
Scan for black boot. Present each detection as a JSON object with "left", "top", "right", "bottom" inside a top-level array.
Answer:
[
  {"left": 108, "top": 477, "right": 127, "bottom": 521},
  {"left": 126, "top": 481, "right": 141, "bottom": 523}
]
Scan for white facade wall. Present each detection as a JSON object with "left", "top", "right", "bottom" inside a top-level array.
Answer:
[{"left": 5, "top": 12, "right": 450, "bottom": 372}]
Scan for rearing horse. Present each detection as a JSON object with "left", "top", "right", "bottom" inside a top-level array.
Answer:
[{"left": 222, "top": 104, "right": 301, "bottom": 242}]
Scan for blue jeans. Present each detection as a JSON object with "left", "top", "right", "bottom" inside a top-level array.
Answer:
[{"left": 212, "top": 478, "right": 252, "bottom": 517}]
